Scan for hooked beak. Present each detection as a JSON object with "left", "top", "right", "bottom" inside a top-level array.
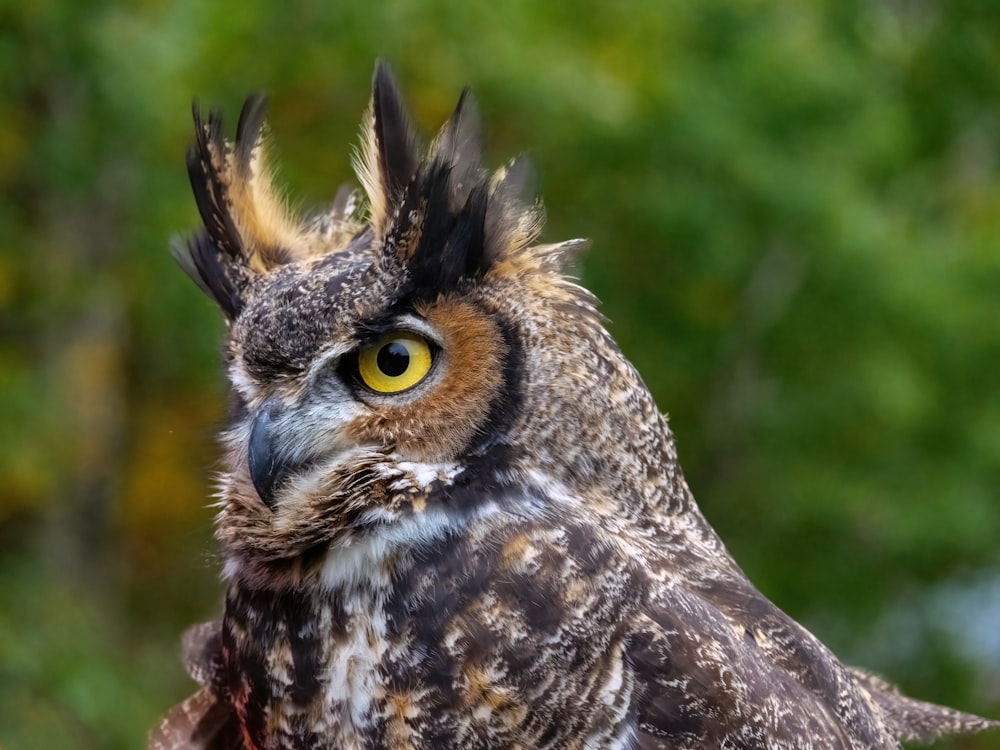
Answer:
[{"left": 247, "top": 399, "right": 292, "bottom": 510}]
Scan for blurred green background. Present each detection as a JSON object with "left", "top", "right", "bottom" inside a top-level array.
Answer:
[{"left": 1, "top": 0, "right": 998, "bottom": 747}]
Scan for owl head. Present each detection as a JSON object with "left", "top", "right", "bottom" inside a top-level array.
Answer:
[{"left": 177, "top": 62, "right": 684, "bottom": 586}]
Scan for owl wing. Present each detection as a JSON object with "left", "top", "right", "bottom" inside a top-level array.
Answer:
[
  {"left": 147, "top": 686, "right": 243, "bottom": 750},
  {"left": 847, "top": 666, "right": 999, "bottom": 742},
  {"left": 625, "top": 596, "right": 882, "bottom": 749},
  {"left": 148, "top": 621, "right": 245, "bottom": 750},
  {"left": 625, "top": 520, "right": 998, "bottom": 748}
]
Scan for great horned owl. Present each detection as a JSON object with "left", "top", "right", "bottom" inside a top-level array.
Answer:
[{"left": 150, "top": 62, "right": 997, "bottom": 750}]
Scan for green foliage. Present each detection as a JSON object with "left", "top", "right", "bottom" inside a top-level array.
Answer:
[{"left": 1, "top": 1, "right": 997, "bottom": 747}]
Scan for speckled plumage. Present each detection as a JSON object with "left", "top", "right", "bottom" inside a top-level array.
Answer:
[{"left": 150, "top": 62, "right": 998, "bottom": 750}]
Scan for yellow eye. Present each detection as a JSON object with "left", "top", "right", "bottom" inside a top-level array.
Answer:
[{"left": 357, "top": 333, "right": 434, "bottom": 393}]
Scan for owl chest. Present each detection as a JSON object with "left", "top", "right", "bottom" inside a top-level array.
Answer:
[{"left": 224, "top": 582, "right": 392, "bottom": 749}]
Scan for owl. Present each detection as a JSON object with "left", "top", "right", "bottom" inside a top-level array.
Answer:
[{"left": 149, "top": 62, "right": 997, "bottom": 750}]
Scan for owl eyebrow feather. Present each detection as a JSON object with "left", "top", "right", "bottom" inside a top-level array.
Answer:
[
  {"left": 351, "top": 310, "right": 443, "bottom": 350},
  {"left": 353, "top": 318, "right": 409, "bottom": 339}
]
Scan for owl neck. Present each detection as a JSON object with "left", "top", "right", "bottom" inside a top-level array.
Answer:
[
  {"left": 215, "top": 448, "right": 550, "bottom": 592},
  {"left": 510, "top": 303, "right": 695, "bottom": 523}
]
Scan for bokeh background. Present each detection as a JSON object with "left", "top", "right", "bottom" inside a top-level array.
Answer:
[{"left": 2, "top": 1, "right": 999, "bottom": 747}]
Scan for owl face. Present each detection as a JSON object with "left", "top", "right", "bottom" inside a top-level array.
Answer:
[{"left": 228, "top": 256, "right": 510, "bottom": 509}]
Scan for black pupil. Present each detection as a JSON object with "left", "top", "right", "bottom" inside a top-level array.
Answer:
[{"left": 377, "top": 341, "right": 411, "bottom": 377}]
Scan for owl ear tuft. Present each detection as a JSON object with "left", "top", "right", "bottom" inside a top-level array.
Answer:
[
  {"left": 483, "top": 156, "right": 545, "bottom": 268},
  {"left": 385, "top": 89, "right": 545, "bottom": 297},
  {"left": 431, "top": 87, "right": 483, "bottom": 212},
  {"left": 171, "top": 232, "right": 247, "bottom": 319},
  {"left": 355, "top": 61, "right": 421, "bottom": 240},
  {"left": 180, "top": 96, "right": 303, "bottom": 318},
  {"left": 386, "top": 88, "right": 491, "bottom": 294}
]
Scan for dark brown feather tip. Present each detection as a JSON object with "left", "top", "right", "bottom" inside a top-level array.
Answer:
[
  {"left": 187, "top": 101, "right": 243, "bottom": 263},
  {"left": 372, "top": 60, "right": 420, "bottom": 204},
  {"left": 434, "top": 87, "right": 483, "bottom": 210},
  {"left": 234, "top": 94, "right": 269, "bottom": 180}
]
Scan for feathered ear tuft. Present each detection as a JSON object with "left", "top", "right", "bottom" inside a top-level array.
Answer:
[
  {"left": 483, "top": 156, "right": 546, "bottom": 272},
  {"left": 379, "top": 87, "right": 547, "bottom": 298},
  {"left": 354, "top": 61, "right": 420, "bottom": 240},
  {"left": 430, "top": 88, "right": 483, "bottom": 212},
  {"left": 386, "top": 86, "right": 490, "bottom": 294},
  {"left": 179, "top": 96, "right": 301, "bottom": 318}
]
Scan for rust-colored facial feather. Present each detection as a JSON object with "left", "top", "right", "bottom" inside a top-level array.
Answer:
[{"left": 346, "top": 296, "right": 506, "bottom": 461}]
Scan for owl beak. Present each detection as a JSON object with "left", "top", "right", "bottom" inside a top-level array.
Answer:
[{"left": 247, "top": 399, "right": 288, "bottom": 510}]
